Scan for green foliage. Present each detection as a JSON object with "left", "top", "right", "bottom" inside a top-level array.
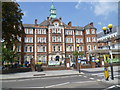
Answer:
[
  {"left": 73, "top": 50, "right": 84, "bottom": 57},
  {"left": 2, "top": 2, "right": 24, "bottom": 49},
  {"left": 2, "top": 1, "right": 24, "bottom": 63},
  {"left": 2, "top": 44, "right": 19, "bottom": 63}
]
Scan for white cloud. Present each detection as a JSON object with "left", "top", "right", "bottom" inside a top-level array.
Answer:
[
  {"left": 93, "top": 2, "right": 118, "bottom": 16},
  {"left": 75, "top": 0, "right": 82, "bottom": 9},
  {"left": 75, "top": 0, "right": 118, "bottom": 17},
  {"left": 98, "top": 22, "right": 102, "bottom": 25}
]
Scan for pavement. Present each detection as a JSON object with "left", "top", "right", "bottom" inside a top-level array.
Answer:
[
  {"left": 0, "top": 70, "right": 84, "bottom": 80},
  {"left": 0, "top": 66, "right": 119, "bottom": 85}
]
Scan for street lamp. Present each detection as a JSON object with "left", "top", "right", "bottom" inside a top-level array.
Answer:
[
  {"left": 77, "top": 44, "right": 81, "bottom": 73},
  {"left": 102, "top": 24, "right": 112, "bottom": 34},
  {"left": 102, "top": 24, "right": 114, "bottom": 80}
]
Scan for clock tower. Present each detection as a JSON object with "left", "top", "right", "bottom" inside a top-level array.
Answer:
[{"left": 49, "top": 2, "right": 56, "bottom": 18}]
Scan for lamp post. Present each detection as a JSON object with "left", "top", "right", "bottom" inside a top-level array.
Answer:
[
  {"left": 77, "top": 44, "right": 80, "bottom": 73},
  {"left": 102, "top": 24, "right": 114, "bottom": 80}
]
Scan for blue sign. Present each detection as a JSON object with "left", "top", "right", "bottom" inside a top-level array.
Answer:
[
  {"left": 78, "top": 58, "right": 81, "bottom": 60},
  {"left": 78, "top": 58, "right": 81, "bottom": 63}
]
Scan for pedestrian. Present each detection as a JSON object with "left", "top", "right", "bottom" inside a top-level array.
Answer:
[
  {"left": 30, "top": 58, "right": 35, "bottom": 71},
  {"left": 25, "top": 61, "right": 29, "bottom": 67}
]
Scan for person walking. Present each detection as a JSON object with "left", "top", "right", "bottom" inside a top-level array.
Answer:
[{"left": 30, "top": 58, "right": 35, "bottom": 71}]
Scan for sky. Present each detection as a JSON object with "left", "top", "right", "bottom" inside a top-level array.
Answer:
[{"left": 18, "top": 1, "right": 118, "bottom": 33}]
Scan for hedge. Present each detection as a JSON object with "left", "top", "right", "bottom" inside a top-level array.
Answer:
[{"left": 1, "top": 67, "right": 31, "bottom": 74}]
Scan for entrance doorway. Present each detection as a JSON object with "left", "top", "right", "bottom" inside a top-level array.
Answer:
[{"left": 56, "top": 56, "right": 59, "bottom": 61}]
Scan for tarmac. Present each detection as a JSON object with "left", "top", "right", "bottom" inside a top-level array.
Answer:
[{"left": 0, "top": 66, "right": 119, "bottom": 85}]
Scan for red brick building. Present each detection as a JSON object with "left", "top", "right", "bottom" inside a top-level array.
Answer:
[{"left": 17, "top": 3, "right": 98, "bottom": 69}]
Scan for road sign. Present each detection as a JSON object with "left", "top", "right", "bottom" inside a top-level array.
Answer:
[
  {"left": 78, "top": 60, "right": 81, "bottom": 63},
  {"left": 78, "top": 58, "right": 81, "bottom": 63},
  {"left": 78, "top": 58, "right": 81, "bottom": 60}
]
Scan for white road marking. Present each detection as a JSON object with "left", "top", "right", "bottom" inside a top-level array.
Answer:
[
  {"left": 116, "top": 85, "right": 120, "bottom": 87},
  {"left": 105, "top": 84, "right": 120, "bottom": 90},
  {"left": 73, "top": 81, "right": 96, "bottom": 84},
  {"left": 45, "top": 82, "right": 70, "bottom": 88},
  {"left": 13, "top": 87, "right": 44, "bottom": 88},
  {"left": 84, "top": 76, "right": 87, "bottom": 78},
  {"left": 79, "top": 75, "right": 82, "bottom": 76},
  {"left": 107, "top": 85, "right": 116, "bottom": 89},
  {"left": 89, "top": 78, "right": 94, "bottom": 80},
  {"left": 97, "top": 79, "right": 101, "bottom": 81},
  {"left": 114, "top": 75, "right": 120, "bottom": 77}
]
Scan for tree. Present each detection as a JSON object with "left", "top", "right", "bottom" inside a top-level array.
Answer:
[
  {"left": 73, "top": 50, "right": 84, "bottom": 58},
  {"left": 2, "top": 1, "right": 24, "bottom": 50},
  {"left": 2, "top": 1, "right": 24, "bottom": 63},
  {"left": 73, "top": 50, "right": 84, "bottom": 62},
  {"left": 2, "top": 44, "right": 19, "bottom": 63}
]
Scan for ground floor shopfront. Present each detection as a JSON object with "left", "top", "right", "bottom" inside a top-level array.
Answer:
[{"left": 16, "top": 49, "right": 120, "bottom": 70}]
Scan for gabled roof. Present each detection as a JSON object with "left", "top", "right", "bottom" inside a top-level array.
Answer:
[
  {"left": 84, "top": 24, "right": 96, "bottom": 29},
  {"left": 39, "top": 20, "right": 49, "bottom": 26},
  {"left": 72, "top": 26, "right": 84, "bottom": 30}
]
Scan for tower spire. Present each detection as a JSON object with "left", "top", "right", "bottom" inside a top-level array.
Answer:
[{"left": 49, "top": 1, "right": 56, "bottom": 18}]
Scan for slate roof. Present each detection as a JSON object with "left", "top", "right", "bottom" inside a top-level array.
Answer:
[
  {"left": 23, "top": 24, "right": 34, "bottom": 27},
  {"left": 23, "top": 18, "right": 97, "bottom": 31},
  {"left": 72, "top": 26, "right": 84, "bottom": 30},
  {"left": 39, "top": 20, "right": 49, "bottom": 26},
  {"left": 84, "top": 24, "right": 96, "bottom": 29}
]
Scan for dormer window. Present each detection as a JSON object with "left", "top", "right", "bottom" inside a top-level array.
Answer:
[{"left": 53, "top": 22, "right": 59, "bottom": 27}]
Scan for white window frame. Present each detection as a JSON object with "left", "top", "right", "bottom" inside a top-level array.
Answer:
[
  {"left": 87, "top": 37, "right": 91, "bottom": 42},
  {"left": 93, "top": 45, "right": 96, "bottom": 50},
  {"left": 79, "top": 46, "right": 82, "bottom": 51},
  {"left": 87, "top": 45, "right": 91, "bottom": 51},
  {"left": 86, "top": 29, "right": 90, "bottom": 34},
  {"left": 80, "top": 31, "right": 83, "bottom": 35},
  {"left": 76, "top": 38, "right": 79, "bottom": 43},
  {"left": 17, "top": 46, "right": 21, "bottom": 52},
  {"left": 76, "top": 31, "right": 78, "bottom": 35},
  {"left": 29, "top": 37, "right": 33, "bottom": 43},
  {"left": 38, "top": 29, "right": 41, "bottom": 34},
  {"left": 25, "top": 28, "right": 29, "bottom": 34},
  {"left": 92, "top": 37, "right": 96, "bottom": 42},
  {"left": 57, "top": 36, "right": 61, "bottom": 42},
  {"left": 57, "top": 28, "right": 61, "bottom": 33},
  {"left": 17, "top": 36, "right": 21, "bottom": 42},
  {"left": 80, "top": 38, "right": 83, "bottom": 43},
  {"left": 53, "top": 46, "right": 56, "bottom": 51},
  {"left": 58, "top": 46, "right": 60, "bottom": 51},
  {"left": 25, "top": 37, "right": 28, "bottom": 42},
  {"left": 91, "top": 29, "right": 95, "bottom": 34},
  {"left": 29, "top": 29, "right": 33, "bottom": 34},
  {"left": 52, "top": 36, "right": 56, "bottom": 42},
  {"left": 52, "top": 28, "right": 56, "bottom": 33}
]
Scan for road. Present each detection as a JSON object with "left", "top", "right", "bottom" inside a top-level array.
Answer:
[
  {"left": 1, "top": 66, "right": 120, "bottom": 89},
  {"left": 2, "top": 73, "right": 117, "bottom": 89}
]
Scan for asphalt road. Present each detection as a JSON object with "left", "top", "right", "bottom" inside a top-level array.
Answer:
[{"left": 2, "top": 73, "right": 115, "bottom": 89}]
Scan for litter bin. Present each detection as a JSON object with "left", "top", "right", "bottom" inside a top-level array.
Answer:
[
  {"left": 104, "top": 66, "right": 109, "bottom": 81},
  {"left": 36, "top": 61, "right": 42, "bottom": 72}
]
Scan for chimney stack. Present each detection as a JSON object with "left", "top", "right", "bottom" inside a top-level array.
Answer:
[
  {"left": 68, "top": 21, "right": 72, "bottom": 27},
  {"left": 90, "top": 22, "right": 93, "bottom": 26},
  {"left": 59, "top": 17, "right": 62, "bottom": 20},
  {"left": 47, "top": 17, "right": 49, "bottom": 20},
  {"left": 35, "top": 19, "right": 38, "bottom": 26}
]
